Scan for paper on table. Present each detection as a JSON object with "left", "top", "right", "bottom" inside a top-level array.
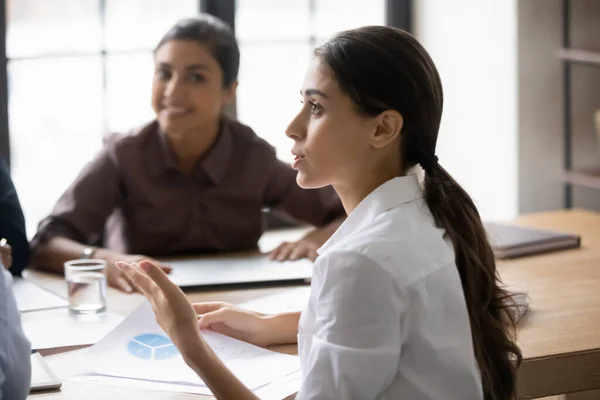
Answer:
[
  {"left": 82, "top": 301, "right": 300, "bottom": 395},
  {"left": 12, "top": 277, "right": 69, "bottom": 312},
  {"left": 69, "top": 370, "right": 302, "bottom": 399},
  {"left": 238, "top": 286, "right": 311, "bottom": 314},
  {"left": 21, "top": 308, "right": 124, "bottom": 350}
]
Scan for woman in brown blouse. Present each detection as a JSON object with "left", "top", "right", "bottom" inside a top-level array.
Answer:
[{"left": 31, "top": 15, "right": 344, "bottom": 293}]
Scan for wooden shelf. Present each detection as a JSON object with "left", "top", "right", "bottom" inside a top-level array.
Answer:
[
  {"left": 564, "top": 167, "right": 600, "bottom": 190},
  {"left": 557, "top": 48, "right": 600, "bottom": 66}
]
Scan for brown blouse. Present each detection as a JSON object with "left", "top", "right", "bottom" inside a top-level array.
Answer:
[{"left": 32, "top": 119, "right": 344, "bottom": 257}]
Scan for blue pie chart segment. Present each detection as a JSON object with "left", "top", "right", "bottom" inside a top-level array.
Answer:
[
  {"left": 155, "top": 345, "right": 179, "bottom": 360},
  {"left": 127, "top": 334, "right": 179, "bottom": 360}
]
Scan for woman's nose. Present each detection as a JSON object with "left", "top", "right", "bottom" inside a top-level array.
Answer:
[
  {"left": 164, "top": 76, "right": 183, "bottom": 99},
  {"left": 285, "top": 113, "right": 306, "bottom": 141}
]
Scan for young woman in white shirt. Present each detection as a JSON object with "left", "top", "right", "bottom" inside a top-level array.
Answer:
[{"left": 117, "top": 25, "right": 522, "bottom": 400}]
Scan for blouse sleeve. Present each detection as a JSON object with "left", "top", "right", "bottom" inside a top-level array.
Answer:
[
  {"left": 31, "top": 141, "right": 123, "bottom": 249},
  {"left": 296, "top": 251, "right": 404, "bottom": 399}
]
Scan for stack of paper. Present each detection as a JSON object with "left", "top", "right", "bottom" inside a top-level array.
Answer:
[{"left": 78, "top": 302, "right": 301, "bottom": 398}]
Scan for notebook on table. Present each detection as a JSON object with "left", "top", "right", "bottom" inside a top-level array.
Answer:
[
  {"left": 160, "top": 255, "right": 314, "bottom": 288},
  {"left": 30, "top": 351, "right": 61, "bottom": 392},
  {"left": 484, "top": 222, "right": 581, "bottom": 259}
]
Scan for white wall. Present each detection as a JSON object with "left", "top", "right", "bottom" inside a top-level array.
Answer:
[{"left": 413, "top": 0, "right": 518, "bottom": 221}]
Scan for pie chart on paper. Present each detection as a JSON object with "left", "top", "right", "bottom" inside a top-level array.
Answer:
[{"left": 127, "top": 334, "right": 179, "bottom": 361}]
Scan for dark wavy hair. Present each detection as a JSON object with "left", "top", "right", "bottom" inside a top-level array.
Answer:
[
  {"left": 315, "top": 26, "right": 522, "bottom": 400},
  {"left": 155, "top": 15, "right": 239, "bottom": 87}
]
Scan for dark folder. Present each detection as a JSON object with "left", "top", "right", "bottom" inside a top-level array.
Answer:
[{"left": 484, "top": 222, "right": 581, "bottom": 259}]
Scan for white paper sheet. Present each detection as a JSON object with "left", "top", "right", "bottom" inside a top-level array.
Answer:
[
  {"left": 69, "top": 370, "right": 301, "bottom": 399},
  {"left": 21, "top": 309, "right": 124, "bottom": 350},
  {"left": 82, "top": 302, "right": 300, "bottom": 396},
  {"left": 238, "top": 286, "right": 311, "bottom": 314},
  {"left": 12, "top": 277, "right": 69, "bottom": 312}
]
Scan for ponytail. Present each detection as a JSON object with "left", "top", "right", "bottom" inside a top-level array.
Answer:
[
  {"left": 314, "top": 25, "right": 522, "bottom": 400},
  {"left": 423, "top": 162, "right": 522, "bottom": 400}
]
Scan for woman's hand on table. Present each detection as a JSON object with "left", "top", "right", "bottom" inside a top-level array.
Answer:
[{"left": 268, "top": 239, "right": 319, "bottom": 262}]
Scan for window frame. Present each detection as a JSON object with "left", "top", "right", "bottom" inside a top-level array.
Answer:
[{"left": 0, "top": 0, "right": 412, "bottom": 169}]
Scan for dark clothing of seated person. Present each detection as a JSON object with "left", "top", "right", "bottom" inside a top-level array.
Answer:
[
  {"left": 31, "top": 16, "right": 344, "bottom": 293},
  {"left": 0, "top": 158, "right": 30, "bottom": 276}
]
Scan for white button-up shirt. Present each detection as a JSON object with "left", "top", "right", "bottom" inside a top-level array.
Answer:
[{"left": 296, "top": 174, "right": 483, "bottom": 400}]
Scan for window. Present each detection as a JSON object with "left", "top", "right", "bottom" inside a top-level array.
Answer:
[
  {"left": 4, "top": 0, "right": 386, "bottom": 237},
  {"left": 235, "top": 0, "right": 385, "bottom": 162},
  {"left": 5, "top": 0, "right": 197, "bottom": 237}
]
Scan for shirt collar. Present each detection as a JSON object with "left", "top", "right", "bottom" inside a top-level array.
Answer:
[
  {"left": 318, "top": 173, "right": 423, "bottom": 255},
  {"left": 151, "top": 119, "right": 233, "bottom": 184}
]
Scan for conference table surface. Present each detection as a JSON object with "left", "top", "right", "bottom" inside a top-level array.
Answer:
[{"left": 25, "top": 209, "right": 600, "bottom": 400}]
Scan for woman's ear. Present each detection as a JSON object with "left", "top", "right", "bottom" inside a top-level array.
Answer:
[
  {"left": 222, "top": 80, "right": 238, "bottom": 104},
  {"left": 371, "top": 110, "right": 403, "bottom": 149}
]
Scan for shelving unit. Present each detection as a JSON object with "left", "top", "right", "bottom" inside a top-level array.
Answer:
[
  {"left": 558, "top": 0, "right": 600, "bottom": 208},
  {"left": 557, "top": 48, "right": 600, "bottom": 66},
  {"left": 563, "top": 167, "right": 600, "bottom": 190}
]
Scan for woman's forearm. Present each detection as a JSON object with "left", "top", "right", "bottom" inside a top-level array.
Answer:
[
  {"left": 182, "top": 333, "right": 259, "bottom": 400},
  {"left": 32, "top": 237, "right": 86, "bottom": 273},
  {"left": 32, "top": 237, "right": 112, "bottom": 273},
  {"left": 263, "top": 312, "right": 301, "bottom": 346},
  {"left": 183, "top": 313, "right": 301, "bottom": 398}
]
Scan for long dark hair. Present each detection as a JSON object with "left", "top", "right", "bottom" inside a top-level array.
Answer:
[
  {"left": 316, "top": 26, "right": 522, "bottom": 400},
  {"left": 155, "top": 15, "right": 239, "bottom": 88}
]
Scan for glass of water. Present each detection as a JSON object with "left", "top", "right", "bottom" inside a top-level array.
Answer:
[{"left": 64, "top": 259, "right": 107, "bottom": 315}]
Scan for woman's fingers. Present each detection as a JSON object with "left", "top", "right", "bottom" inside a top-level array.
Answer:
[
  {"left": 0, "top": 242, "right": 12, "bottom": 253},
  {"left": 120, "top": 266, "right": 141, "bottom": 293},
  {"left": 193, "top": 301, "right": 229, "bottom": 315},
  {"left": 116, "top": 261, "right": 156, "bottom": 296},
  {"left": 268, "top": 242, "right": 291, "bottom": 260},
  {"left": 160, "top": 265, "right": 173, "bottom": 274},
  {"left": 115, "top": 276, "right": 134, "bottom": 293},
  {"left": 145, "top": 257, "right": 172, "bottom": 274},
  {"left": 289, "top": 245, "right": 307, "bottom": 261},
  {"left": 270, "top": 241, "right": 318, "bottom": 262},
  {"left": 276, "top": 243, "right": 295, "bottom": 261},
  {"left": 0, "top": 242, "right": 12, "bottom": 269},
  {"left": 108, "top": 263, "right": 134, "bottom": 293},
  {"left": 197, "top": 308, "right": 232, "bottom": 329},
  {"left": 138, "top": 260, "right": 180, "bottom": 298}
]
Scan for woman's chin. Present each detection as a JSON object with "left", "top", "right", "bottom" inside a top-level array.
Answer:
[
  {"left": 296, "top": 171, "right": 326, "bottom": 190},
  {"left": 157, "top": 117, "right": 193, "bottom": 137}
]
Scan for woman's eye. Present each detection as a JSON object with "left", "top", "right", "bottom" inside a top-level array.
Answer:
[
  {"left": 156, "top": 69, "right": 171, "bottom": 81},
  {"left": 309, "top": 101, "right": 322, "bottom": 114},
  {"left": 189, "top": 73, "right": 206, "bottom": 83}
]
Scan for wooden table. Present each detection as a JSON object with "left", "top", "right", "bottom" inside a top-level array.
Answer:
[
  {"left": 25, "top": 210, "right": 600, "bottom": 400},
  {"left": 496, "top": 210, "right": 600, "bottom": 400}
]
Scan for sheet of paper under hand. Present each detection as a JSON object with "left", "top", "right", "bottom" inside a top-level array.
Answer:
[
  {"left": 69, "top": 370, "right": 302, "bottom": 399},
  {"left": 81, "top": 301, "right": 300, "bottom": 396},
  {"left": 12, "top": 277, "right": 69, "bottom": 312},
  {"left": 238, "top": 286, "right": 311, "bottom": 314}
]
